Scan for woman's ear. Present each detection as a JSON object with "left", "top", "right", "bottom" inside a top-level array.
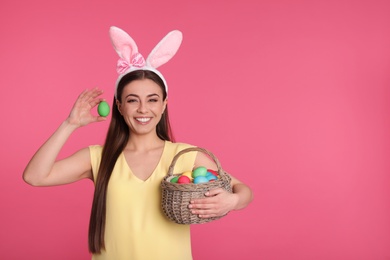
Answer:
[
  {"left": 116, "top": 99, "right": 122, "bottom": 115},
  {"left": 163, "top": 99, "right": 168, "bottom": 114}
]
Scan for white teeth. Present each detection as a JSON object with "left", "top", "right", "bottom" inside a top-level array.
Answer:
[{"left": 136, "top": 118, "right": 151, "bottom": 123}]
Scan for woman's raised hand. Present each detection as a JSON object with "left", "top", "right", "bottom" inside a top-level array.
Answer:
[
  {"left": 23, "top": 88, "right": 106, "bottom": 186},
  {"left": 67, "top": 88, "right": 107, "bottom": 127}
]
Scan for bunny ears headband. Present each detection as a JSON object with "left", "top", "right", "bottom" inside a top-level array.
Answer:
[{"left": 109, "top": 26, "right": 183, "bottom": 98}]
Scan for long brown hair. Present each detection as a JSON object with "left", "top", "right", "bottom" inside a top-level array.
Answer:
[{"left": 88, "top": 70, "right": 174, "bottom": 253}]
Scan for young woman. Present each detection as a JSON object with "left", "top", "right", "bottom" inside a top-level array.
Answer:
[{"left": 23, "top": 27, "right": 253, "bottom": 260}]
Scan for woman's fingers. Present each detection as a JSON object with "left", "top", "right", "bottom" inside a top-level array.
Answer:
[
  {"left": 68, "top": 88, "right": 106, "bottom": 127},
  {"left": 188, "top": 188, "right": 238, "bottom": 218},
  {"left": 79, "top": 88, "right": 103, "bottom": 106}
]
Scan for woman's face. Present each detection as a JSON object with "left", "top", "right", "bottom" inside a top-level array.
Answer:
[{"left": 117, "top": 78, "right": 167, "bottom": 136}]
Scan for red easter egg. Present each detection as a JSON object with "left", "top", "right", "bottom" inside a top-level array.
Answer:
[
  {"left": 177, "top": 175, "right": 191, "bottom": 184},
  {"left": 207, "top": 169, "right": 219, "bottom": 177}
]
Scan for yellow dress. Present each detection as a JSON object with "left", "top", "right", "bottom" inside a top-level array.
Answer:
[{"left": 89, "top": 141, "right": 196, "bottom": 260}]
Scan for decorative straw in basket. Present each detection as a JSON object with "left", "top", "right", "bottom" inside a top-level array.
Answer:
[{"left": 161, "top": 147, "right": 232, "bottom": 224}]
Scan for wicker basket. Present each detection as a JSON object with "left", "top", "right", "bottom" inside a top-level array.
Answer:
[{"left": 161, "top": 147, "right": 232, "bottom": 224}]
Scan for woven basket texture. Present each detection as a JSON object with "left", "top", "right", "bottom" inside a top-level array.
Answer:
[{"left": 161, "top": 147, "right": 232, "bottom": 224}]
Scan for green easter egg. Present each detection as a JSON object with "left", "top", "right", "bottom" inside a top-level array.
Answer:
[
  {"left": 98, "top": 101, "right": 110, "bottom": 117},
  {"left": 170, "top": 176, "right": 179, "bottom": 183},
  {"left": 192, "top": 166, "right": 208, "bottom": 178}
]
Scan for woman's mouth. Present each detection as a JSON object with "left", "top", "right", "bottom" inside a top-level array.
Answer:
[{"left": 135, "top": 117, "right": 151, "bottom": 124}]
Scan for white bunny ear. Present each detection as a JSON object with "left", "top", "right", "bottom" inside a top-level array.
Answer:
[
  {"left": 109, "top": 26, "right": 139, "bottom": 62},
  {"left": 146, "top": 30, "right": 183, "bottom": 69}
]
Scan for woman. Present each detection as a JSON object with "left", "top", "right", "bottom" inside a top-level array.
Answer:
[{"left": 23, "top": 27, "right": 253, "bottom": 259}]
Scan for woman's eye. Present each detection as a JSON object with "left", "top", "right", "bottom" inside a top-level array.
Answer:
[
  {"left": 148, "top": 99, "right": 158, "bottom": 102},
  {"left": 127, "top": 99, "right": 138, "bottom": 103}
]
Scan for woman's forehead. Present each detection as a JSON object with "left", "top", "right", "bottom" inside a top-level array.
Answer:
[{"left": 122, "top": 79, "right": 163, "bottom": 95}]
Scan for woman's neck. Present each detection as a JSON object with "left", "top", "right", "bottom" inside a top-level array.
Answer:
[{"left": 125, "top": 133, "right": 165, "bottom": 152}]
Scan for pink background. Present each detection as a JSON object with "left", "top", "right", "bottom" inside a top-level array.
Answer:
[{"left": 1, "top": 0, "right": 390, "bottom": 259}]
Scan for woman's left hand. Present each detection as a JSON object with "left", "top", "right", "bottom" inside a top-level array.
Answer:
[{"left": 188, "top": 188, "right": 238, "bottom": 218}]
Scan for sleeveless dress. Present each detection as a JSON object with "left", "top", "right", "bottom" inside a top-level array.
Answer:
[{"left": 89, "top": 141, "right": 196, "bottom": 260}]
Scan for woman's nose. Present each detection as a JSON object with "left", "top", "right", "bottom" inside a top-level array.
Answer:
[{"left": 137, "top": 102, "right": 148, "bottom": 113}]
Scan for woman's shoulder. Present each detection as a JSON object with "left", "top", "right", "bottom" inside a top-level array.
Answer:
[
  {"left": 88, "top": 145, "right": 104, "bottom": 176},
  {"left": 88, "top": 145, "right": 103, "bottom": 158},
  {"left": 165, "top": 141, "right": 195, "bottom": 151},
  {"left": 89, "top": 144, "right": 103, "bottom": 150},
  {"left": 164, "top": 141, "right": 198, "bottom": 170}
]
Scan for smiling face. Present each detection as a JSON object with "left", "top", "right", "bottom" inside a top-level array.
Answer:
[{"left": 116, "top": 78, "right": 167, "bottom": 137}]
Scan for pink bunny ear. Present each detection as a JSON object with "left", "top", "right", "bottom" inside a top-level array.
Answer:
[
  {"left": 146, "top": 30, "right": 183, "bottom": 69},
  {"left": 109, "top": 26, "right": 139, "bottom": 61},
  {"left": 109, "top": 26, "right": 145, "bottom": 74}
]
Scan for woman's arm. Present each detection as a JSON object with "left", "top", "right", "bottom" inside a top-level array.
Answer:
[
  {"left": 189, "top": 152, "right": 254, "bottom": 218},
  {"left": 23, "top": 88, "right": 106, "bottom": 186}
]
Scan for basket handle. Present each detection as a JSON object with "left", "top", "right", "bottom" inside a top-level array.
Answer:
[{"left": 167, "top": 147, "right": 226, "bottom": 177}]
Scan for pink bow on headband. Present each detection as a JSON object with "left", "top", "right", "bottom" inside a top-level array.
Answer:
[{"left": 116, "top": 53, "right": 145, "bottom": 74}]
